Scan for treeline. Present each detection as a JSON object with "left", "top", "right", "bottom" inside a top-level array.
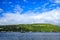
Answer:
[
  {"left": 0, "top": 24, "right": 60, "bottom": 32},
  {"left": 0, "top": 25, "right": 30, "bottom": 32}
]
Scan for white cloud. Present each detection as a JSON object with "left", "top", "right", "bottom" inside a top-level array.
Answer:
[
  {"left": 9, "top": 2, "right": 12, "bottom": 4},
  {"left": 54, "top": 0, "right": 60, "bottom": 3},
  {"left": 0, "top": 5, "right": 60, "bottom": 25},
  {"left": 0, "top": 8, "right": 3, "bottom": 13},
  {"left": 50, "top": 0, "right": 60, "bottom": 3},
  {"left": 23, "top": 0, "right": 27, "bottom": 2},
  {"left": 14, "top": 5, "right": 23, "bottom": 13}
]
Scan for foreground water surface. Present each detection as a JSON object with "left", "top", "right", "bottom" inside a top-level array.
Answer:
[{"left": 0, "top": 32, "right": 60, "bottom": 40}]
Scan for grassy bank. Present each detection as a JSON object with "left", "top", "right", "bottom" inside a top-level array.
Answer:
[{"left": 0, "top": 24, "right": 60, "bottom": 32}]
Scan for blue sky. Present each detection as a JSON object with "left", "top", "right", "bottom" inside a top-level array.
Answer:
[
  {"left": 0, "top": 0, "right": 60, "bottom": 25},
  {"left": 0, "top": 0, "right": 59, "bottom": 13}
]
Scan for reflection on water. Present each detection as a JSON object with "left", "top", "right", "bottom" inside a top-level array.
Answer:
[{"left": 0, "top": 32, "right": 60, "bottom": 40}]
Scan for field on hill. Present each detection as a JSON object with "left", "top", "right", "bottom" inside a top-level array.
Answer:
[{"left": 0, "top": 24, "right": 60, "bottom": 32}]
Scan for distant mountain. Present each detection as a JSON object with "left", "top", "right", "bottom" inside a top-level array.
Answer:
[{"left": 0, "top": 24, "right": 60, "bottom": 32}]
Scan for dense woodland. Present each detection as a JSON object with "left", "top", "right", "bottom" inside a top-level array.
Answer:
[{"left": 0, "top": 24, "right": 60, "bottom": 32}]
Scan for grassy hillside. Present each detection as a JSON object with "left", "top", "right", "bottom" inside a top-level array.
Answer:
[{"left": 0, "top": 24, "right": 60, "bottom": 32}]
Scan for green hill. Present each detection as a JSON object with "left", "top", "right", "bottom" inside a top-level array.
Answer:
[{"left": 0, "top": 24, "right": 60, "bottom": 32}]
